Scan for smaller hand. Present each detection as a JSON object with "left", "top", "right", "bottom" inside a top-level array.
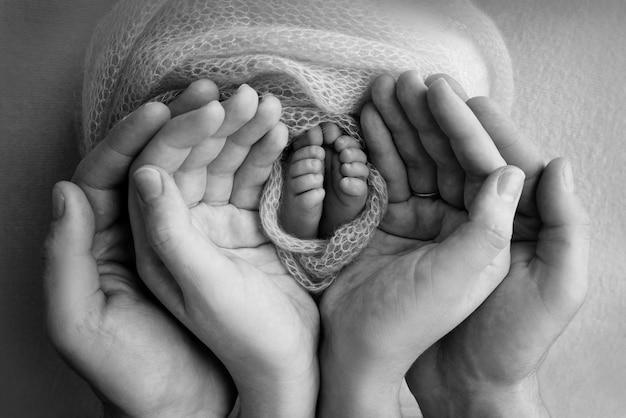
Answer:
[
  {"left": 128, "top": 85, "right": 320, "bottom": 418},
  {"left": 43, "top": 80, "right": 237, "bottom": 418}
]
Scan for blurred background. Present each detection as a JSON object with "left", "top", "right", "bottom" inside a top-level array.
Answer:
[{"left": 1, "top": 0, "right": 623, "bottom": 416}]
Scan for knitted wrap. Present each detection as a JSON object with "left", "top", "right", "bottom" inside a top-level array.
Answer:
[{"left": 82, "top": 0, "right": 513, "bottom": 293}]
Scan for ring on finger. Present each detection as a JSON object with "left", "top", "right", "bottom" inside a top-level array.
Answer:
[{"left": 411, "top": 191, "right": 440, "bottom": 199}]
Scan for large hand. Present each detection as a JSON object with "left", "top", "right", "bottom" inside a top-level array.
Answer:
[
  {"left": 127, "top": 85, "right": 319, "bottom": 418},
  {"left": 317, "top": 74, "right": 526, "bottom": 417},
  {"left": 43, "top": 80, "right": 237, "bottom": 418},
  {"left": 405, "top": 76, "right": 590, "bottom": 417}
]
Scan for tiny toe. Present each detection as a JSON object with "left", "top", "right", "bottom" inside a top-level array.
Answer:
[
  {"left": 289, "top": 158, "right": 324, "bottom": 177},
  {"left": 320, "top": 122, "right": 343, "bottom": 145},
  {"left": 293, "top": 125, "right": 324, "bottom": 150},
  {"left": 341, "top": 161, "right": 369, "bottom": 180},
  {"left": 333, "top": 135, "right": 360, "bottom": 153},
  {"left": 338, "top": 177, "right": 368, "bottom": 198},
  {"left": 339, "top": 147, "right": 367, "bottom": 164},
  {"left": 288, "top": 173, "right": 324, "bottom": 195},
  {"left": 291, "top": 145, "right": 325, "bottom": 163}
]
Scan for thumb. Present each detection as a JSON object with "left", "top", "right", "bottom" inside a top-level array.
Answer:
[
  {"left": 131, "top": 166, "right": 233, "bottom": 311},
  {"left": 43, "top": 182, "right": 101, "bottom": 350},
  {"left": 533, "top": 158, "right": 590, "bottom": 319},
  {"left": 431, "top": 166, "right": 524, "bottom": 305}
]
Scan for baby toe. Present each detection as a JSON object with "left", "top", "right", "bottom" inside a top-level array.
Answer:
[
  {"left": 338, "top": 177, "right": 369, "bottom": 198},
  {"left": 289, "top": 158, "right": 324, "bottom": 178},
  {"left": 293, "top": 125, "right": 324, "bottom": 150},
  {"left": 341, "top": 161, "right": 369, "bottom": 181}
]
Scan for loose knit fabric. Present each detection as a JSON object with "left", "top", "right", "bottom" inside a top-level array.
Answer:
[{"left": 82, "top": 0, "right": 513, "bottom": 292}]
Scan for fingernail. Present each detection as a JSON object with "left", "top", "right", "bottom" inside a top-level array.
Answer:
[
  {"left": 204, "top": 100, "right": 222, "bottom": 112},
  {"left": 52, "top": 184, "right": 65, "bottom": 220},
  {"left": 431, "top": 77, "right": 465, "bottom": 105},
  {"left": 134, "top": 168, "right": 163, "bottom": 203},
  {"left": 563, "top": 160, "right": 575, "bottom": 192},
  {"left": 143, "top": 101, "right": 161, "bottom": 109},
  {"left": 432, "top": 77, "right": 451, "bottom": 93},
  {"left": 237, "top": 83, "right": 249, "bottom": 92},
  {"left": 497, "top": 168, "right": 525, "bottom": 202}
]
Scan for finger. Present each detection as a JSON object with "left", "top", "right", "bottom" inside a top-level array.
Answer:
[
  {"left": 133, "top": 101, "right": 226, "bottom": 174},
  {"left": 372, "top": 73, "right": 437, "bottom": 195},
  {"left": 231, "top": 123, "right": 289, "bottom": 209},
  {"left": 532, "top": 158, "right": 590, "bottom": 320},
  {"left": 131, "top": 166, "right": 236, "bottom": 315},
  {"left": 393, "top": 71, "right": 441, "bottom": 195},
  {"left": 43, "top": 182, "right": 103, "bottom": 351},
  {"left": 204, "top": 95, "right": 281, "bottom": 205},
  {"left": 73, "top": 102, "right": 171, "bottom": 231},
  {"left": 212, "top": 84, "right": 259, "bottom": 138},
  {"left": 424, "top": 73, "right": 469, "bottom": 100},
  {"left": 467, "top": 96, "right": 547, "bottom": 217},
  {"left": 168, "top": 79, "right": 220, "bottom": 117},
  {"left": 427, "top": 78, "right": 506, "bottom": 209},
  {"left": 127, "top": 168, "right": 188, "bottom": 317},
  {"left": 380, "top": 197, "right": 463, "bottom": 240},
  {"left": 428, "top": 166, "right": 524, "bottom": 307},
  {"left": 179, "top": 85, "right": 262, "bottom": 173},
  {"left": 361, "top": 102, "right": 410, "bottom": 202},
  {"left": 131, "top": 101, "right": 226, "bottom": 206},
  {"left": 396, "top": 72, "right": 464, "bottom": 208}
]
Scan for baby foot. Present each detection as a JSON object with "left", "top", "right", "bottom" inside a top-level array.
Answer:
[
  {"left": 319, "top": 124, "right": 369, "bottom": 237},
  {"left": 280, "top": 126, "right": 326, "bottom": 238}
]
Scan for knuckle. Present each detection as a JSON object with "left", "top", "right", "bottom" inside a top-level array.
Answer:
[
  {"left": 146, "top": 222, "right": 179, "bottom": 255},
  {"left": 477, "top": 220, "right": 512, "bottom": 252}
]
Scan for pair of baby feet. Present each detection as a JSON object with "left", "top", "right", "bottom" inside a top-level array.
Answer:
[{"left": 280, "top": 123, "right": 369, "bottom": 239}]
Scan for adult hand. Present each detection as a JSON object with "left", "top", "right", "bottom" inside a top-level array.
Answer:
[
  {"left": 127, "top": 85, "right": 319, "bottom": 418},
  {"left": 405, "top": 74, "right": 590, "bottom": 418},
  {"left": 43, "top": 81, "right": 237, "bottom": 418},
  {"left": 317, "top": 73, "right": 526, "bottom": 417}
]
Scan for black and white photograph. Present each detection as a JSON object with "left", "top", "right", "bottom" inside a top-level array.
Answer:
[{"left": 0, "top": 1, "right": 623, "bottom": 416}]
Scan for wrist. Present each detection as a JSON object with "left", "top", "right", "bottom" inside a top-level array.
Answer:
[
  {"left": 101, "top": 398, "right": 232, "bottom": 418},
  {"left": 411, "top": 373, "right": 549, "bottom": 418},
  {"left": 317, "top": 339, "right": 403, "bottom": 418},
  {"left": 234, "top": 358, "right": 319, "bottom": 418}
]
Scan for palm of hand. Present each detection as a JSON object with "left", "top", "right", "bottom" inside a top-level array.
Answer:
[
  {"left": 78, "top": 222, "right": 236, "bottom": 417},
  {"left": 185, "top": 200, "right": 320, "bottom": 365},
  {"left": 417, "top": 238, "right": 571, "bottom": 387},
  {"left": 128, "top": 89, "right": 321, "bottom": 384},
  {"left": 52, "top": 95, "right": 238, "bottom": 416},
  {"left": 321, "top": 197, "right": 506, "bottom": 374}
]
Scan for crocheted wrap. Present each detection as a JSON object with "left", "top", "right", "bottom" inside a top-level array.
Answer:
[{"left": 82, "top": 0, "right": 513, "bottom": 293}]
